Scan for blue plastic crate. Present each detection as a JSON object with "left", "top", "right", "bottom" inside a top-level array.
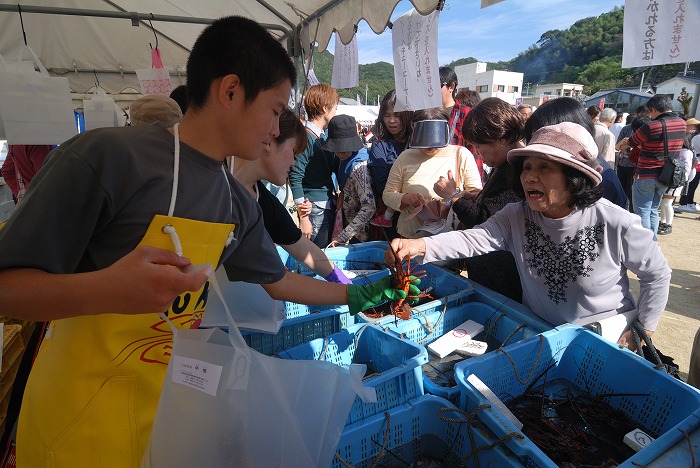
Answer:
[
  {"left": 332, "top": 395, "right": 517, "bottom": 468},
  {"left": 286, "top": 241, "right": 389, "bottom": 277},
  {"left": 280, "top": 322, "right": 428, "bottom": 425},
  {"left": 454, "top": 325, "right": 700, "bottom": 468},
  {"left": 382, "top": 301, "right": 546, "bottom": 405},
  {"left": 243, "top": 309, "right": 354, "bottom": 355},
  {"left": 354, "top": 263, "right": 475, "bottom": 325}
]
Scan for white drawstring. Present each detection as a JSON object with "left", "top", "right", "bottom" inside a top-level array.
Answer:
[
  {"left": 162, "top": 224, "right": 183, "bottom": 257},
  {"left": 168, "top": 124, "right": 181, "bottom": 217}
]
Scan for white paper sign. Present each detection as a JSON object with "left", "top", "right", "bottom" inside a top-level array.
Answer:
[
  {"left": 304, "top": 57, "right": 320, "bottom": 86},
  {"left": 392, "top": 9, "right": 442, "bottom": 112},
  {"left": 331, "top": 32, "right": 359, "bottom": 89},
  {"left": 171, "top": 355, "right": 223, "bottom": 396},
  {"left": 622, "top": 0, "right": 700, "bottom": 68}
]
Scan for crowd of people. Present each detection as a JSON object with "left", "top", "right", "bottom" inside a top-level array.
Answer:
[{"left": 0, "top": 14, "right": 696, "bottom": 465}]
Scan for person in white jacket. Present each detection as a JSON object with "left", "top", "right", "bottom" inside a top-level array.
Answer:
[{"left": 386, "top": 122, "right": 671, "bottom": 350}]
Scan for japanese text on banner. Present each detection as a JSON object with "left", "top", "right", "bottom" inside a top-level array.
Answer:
[
  {"left": 622, "top": 0, "right": 700, "bottom": 68},
  {"left": 331, "top": 32, "right": 359, "bottom": 89},
  {"left": 392, "top": 9, "right": 441, "bottom": 112}
]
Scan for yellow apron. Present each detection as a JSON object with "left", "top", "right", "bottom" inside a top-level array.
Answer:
[{"left": 17, "top": 125, "right": 235, "bottom": 467}]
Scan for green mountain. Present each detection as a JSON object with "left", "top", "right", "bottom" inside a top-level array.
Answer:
[{"left": 306, "top": 6, "right": 698, "bottom": 98}]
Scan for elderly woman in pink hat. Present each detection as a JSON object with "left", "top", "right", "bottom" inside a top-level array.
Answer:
[{"left": 386, "top": 122, "right": 671, "bottom": 349}]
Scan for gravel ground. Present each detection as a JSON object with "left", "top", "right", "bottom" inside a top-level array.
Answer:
[{"left": 630, "top": 211, "right": 700, "bottom": 381}]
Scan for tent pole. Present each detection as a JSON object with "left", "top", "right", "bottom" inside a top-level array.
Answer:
[{"left": 0, "top": 4, "right": 290, "bottom": 35}]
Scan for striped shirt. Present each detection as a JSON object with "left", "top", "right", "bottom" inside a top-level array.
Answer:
[{"left": 629, "top": 112, "right": 686, "bottom": 179}]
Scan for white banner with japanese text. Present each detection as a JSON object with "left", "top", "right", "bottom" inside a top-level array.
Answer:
[
  {"left": 392, "top": 9, "right": 441, "bottom": 112},
  {"left": 622, "top": 0, "right": 700, "bottom": 68},
  {"left": 331, "top": 32, "right": 359, "bottom": 89}
]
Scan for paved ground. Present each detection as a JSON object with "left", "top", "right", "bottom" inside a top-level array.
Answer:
[{"left": 631, "top": 211, "right": 700, "bottom": 381}]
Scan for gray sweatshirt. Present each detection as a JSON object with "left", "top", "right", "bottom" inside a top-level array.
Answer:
[{"left": 423, "top": 199, "right": 671, "bottom": 331}]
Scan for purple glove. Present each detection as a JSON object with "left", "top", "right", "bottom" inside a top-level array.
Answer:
[{"left": 324, "top": 265, "right": 352, "bottom": 285}]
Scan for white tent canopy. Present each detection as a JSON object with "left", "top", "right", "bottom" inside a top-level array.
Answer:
[
  {"left": 0, "top": 0, "right": 441, "bottom": 106},
  {"left": 336, "top": 104, "right": 379, "bottom": 128}
]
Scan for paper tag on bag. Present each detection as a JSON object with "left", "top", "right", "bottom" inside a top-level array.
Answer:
[{"left": 171, "top": 355, "right": 223, "bottom": 396}]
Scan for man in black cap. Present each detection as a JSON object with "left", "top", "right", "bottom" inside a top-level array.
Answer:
[{"left": 322, "top": 115, "right": 376, "bottom": 245}]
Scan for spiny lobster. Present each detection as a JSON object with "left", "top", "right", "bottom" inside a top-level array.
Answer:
[{"left": 388, "top": 243, "right": 431, "bottom": 323}]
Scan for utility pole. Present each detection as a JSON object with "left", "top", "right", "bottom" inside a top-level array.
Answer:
[
  {"left": 525, "top": 82, "right": 531, "bottom": 96},
  {"left": 639, "top": 72, "right": 645, "bottom": 92},
  {"left": 365, "top": 84, "right": 368, "bottom": 105}
]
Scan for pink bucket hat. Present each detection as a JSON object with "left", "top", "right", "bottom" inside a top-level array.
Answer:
[{"left": 507, "top": 122, "right": 602, "bottom": 185}]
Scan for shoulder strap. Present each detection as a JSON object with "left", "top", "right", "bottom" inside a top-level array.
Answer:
[
  {"left": 660, "top": 119, "right": 668, "bottom": 158},
  {"left": 305, "top": 126, "right": 319, "bottom": 140},
  {"left": 449, "top": 106, "right": 460, "bottom": 143}
]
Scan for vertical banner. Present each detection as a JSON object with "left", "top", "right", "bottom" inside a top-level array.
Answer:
[
  {"left": 481, "top": 0, "right": 505, "bottom": 7},
  {"left": 331, "top": 32, "right": 359, "bottom": 89},
  {"left": 622, "top": 0, "right": 700, "bottom": 68},
  {"left": 515, "top": 97, "right": 523, "bottom": 106},
  {"left": 392, "top": 9, "right": 441, "bottom": 112}
]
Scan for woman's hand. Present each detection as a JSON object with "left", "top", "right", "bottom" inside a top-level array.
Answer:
[
  {"left": 617, "top": 328, "right": 654, "bottom": 353},
  {"left": 400, "top": 192, "right": 426, "bottom": 210},
  {"left": 434, "top": 170, "right": 458, "bottom": 200},
  {"left": 385, "top": 238, "right": 426, "bottom": 266},
  {"left": 297, "top": 198, "right": 312, "bottom": 218}
]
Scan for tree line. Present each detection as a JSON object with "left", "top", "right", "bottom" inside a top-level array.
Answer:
[{"left": 304, "top": 6, "right": 698, "bottom": 102}]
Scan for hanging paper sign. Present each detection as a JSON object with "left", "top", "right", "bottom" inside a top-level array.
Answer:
[
  {"left": 622, "top": 0, "right": 700, "bottom": 68},
  {"left": 392, "top": 9, "right": 441, "bottom": 112},
  {"left": 481, "top": 0, "right": 505, "bottom": 7},
  {"left": 331, "top": 32, "right": 359, "bottom": 89},
  {"left": 304, "top": 57, "right": 320, "bottom": 86}
]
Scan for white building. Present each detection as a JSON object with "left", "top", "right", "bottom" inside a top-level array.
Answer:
[
  {"left": 534, "top": 83, "right": 584, "bottom": 99},
  {"left": 454, "top": 62, "right": 523, "bottom": 104},
  {"left": 654, "top": 75, "right": 700, "bottom": 119}
]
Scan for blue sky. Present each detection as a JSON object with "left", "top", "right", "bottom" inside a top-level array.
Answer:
[{"left": 329, "top": 0, "right": 625, "bottom": 65}]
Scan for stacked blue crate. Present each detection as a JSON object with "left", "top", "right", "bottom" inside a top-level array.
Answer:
[
  {"left": 332, "top": 395, "right": 517, "bottom": 468},
  {"left": 279, "top": 323, "right": 428, "bottom": 425},
  {"left": 381, "top": 300, "right": 548, "bottom": 404},
  {"left": 453, "top": 324, "right": 700, "bottom": 467}
]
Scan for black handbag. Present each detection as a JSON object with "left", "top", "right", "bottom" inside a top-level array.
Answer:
[
  {"left": 629, "top": 320, "right": 681, "bottom": 380},
  {"left": 657, "top": 119, "right": 686, "bottom": 188}
]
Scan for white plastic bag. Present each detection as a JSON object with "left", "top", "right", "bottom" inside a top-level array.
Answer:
[
  {"left": 83, "top": 87, "right": 120, "bottom": 130},
  {"left": 200, "top": 265, "right": 285, "bottom": 333},
  {"left": 143, "top": 265, "right": 373, "bottom": 467},
  {"left": 0, "top": 46, "right": 76, "bottom": 144}
]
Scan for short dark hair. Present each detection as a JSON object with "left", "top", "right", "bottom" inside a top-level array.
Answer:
[
  {"left": 186, "top": 16, "right": 296, "bottom": 109},
  {"left": 646, "top": 94, "right": 673, "bottom": 113},
  {"left": 586, "top": 105, "right": 601, "bottom": 119},
  {"left": 457, "top": 89, "right": 481, "bottom": 108},
  {"left": 632, "top": 114, "right": 651, "bottom": 132},
  {"left": 524, "top": 97, "right": 595, "bottom": 142},
  {"left": 412, "top": 107, "right": 450, "bottom": 122},
  {"left": 439, "top": 66, "right": 458, "bottom": 87},
  {"left": 276, "top": 108, "right": 307, "bottom": 154},
  {"left": 169, "top": 85, "right": 188, "bottom": 114},
  {"left": 462, "top": 97, "right": 524, "bottom": 145},
  {"left": 375, "top": 89, "right": 413, "bottom": 143}
]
